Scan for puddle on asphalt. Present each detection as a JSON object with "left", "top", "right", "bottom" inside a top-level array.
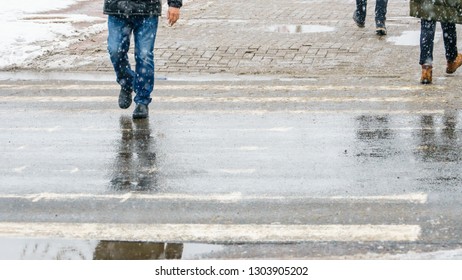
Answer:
[
  {"left": 0, "top": 238, "right": 225, "bottom": 260},
  {"left": 268, "top": 24, "right": 335, "bottom": 34}
]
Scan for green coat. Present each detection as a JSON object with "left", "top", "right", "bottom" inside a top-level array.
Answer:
[{"left": 410, "top": 0, "right": 462, "bottom": 24}]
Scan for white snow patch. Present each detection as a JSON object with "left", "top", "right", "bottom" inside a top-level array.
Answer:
[{"left": 0, "top": 0, "right": 102, "bottom": 69}]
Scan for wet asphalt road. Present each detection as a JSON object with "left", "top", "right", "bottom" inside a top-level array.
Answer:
[{"left": 0, "top": 73, "right": 461, "bottom": 259}]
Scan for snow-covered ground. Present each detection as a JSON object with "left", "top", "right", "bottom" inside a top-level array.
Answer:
[
  {"left": 0, "top": 0, "right": 105, "bottom": 69},
  {"left": 0, "top": 0, "right": 191, "bottom": 71}
]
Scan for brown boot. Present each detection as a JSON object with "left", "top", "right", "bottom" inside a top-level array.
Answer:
[
  {"left": 421, "top": 65, "right": 432, "bottom": 84},
  {"left": 446, "top": 53, "right": 462, "bottom": 74}
]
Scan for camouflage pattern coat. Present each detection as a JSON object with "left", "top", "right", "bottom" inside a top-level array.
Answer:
[{"left": 410, "top": 0, "right": 462, "bottom": 23}]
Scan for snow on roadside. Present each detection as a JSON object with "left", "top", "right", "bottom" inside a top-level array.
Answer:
[
  {"left": 0, "top": 0, "right": 104, "bottom": 69},
  {"left": 0, "top": 0, "right": 193, "bottom": 70}
]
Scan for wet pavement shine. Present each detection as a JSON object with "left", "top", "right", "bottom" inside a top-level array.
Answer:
[
  {"left": 1, "top": 0, "right": 462, "bottom": 260},
  {"left": 0, "top": 75, "right": 461, "bottom": 259}
]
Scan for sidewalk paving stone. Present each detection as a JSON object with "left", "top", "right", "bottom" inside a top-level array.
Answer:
[{"left": 8, "top": 0, "right": 462, "bottom": 82}]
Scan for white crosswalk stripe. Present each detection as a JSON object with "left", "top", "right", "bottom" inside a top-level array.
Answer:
[
  {"left": 0, "top": 192, "right": 428, "bottom": 203},
  {"left": 0, "top": 192, "right": 425, "bottom": 243},
  {"left": 0, "top": 222, "right": 421, "bottom": 243}
]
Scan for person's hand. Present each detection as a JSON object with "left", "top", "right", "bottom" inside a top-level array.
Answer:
[{"left": 167, "top": 7, "right": 180, "bottom": 26}]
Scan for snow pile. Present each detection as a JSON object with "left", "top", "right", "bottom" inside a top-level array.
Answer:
[
  {"left": 0, "top": 0, "right": 99, "bottom": 69},
  {"left": 0, "top": 0, "right": 192, "bottom": 70}
]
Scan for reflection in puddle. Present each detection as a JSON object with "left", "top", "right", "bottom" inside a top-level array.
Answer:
[
  {"left": 414, "top": 113, "right": 462, "bottom": 163},
  {"left": 413, "top": 112, "right": 462, "bottom": 188},
  {"left": 354, "top": 115, "right": 396, "bottom": 159},
  {"left": 94, "top": 241, "right": 183, "bottom": 260},
  {"left": 0, "top": 238, "right": 225, "bottom": 260},
  {"left": 109, "top": 117, "right": 158, "bottom": 191},
  {"left": 268, "top": 24, "right": 335, "bottom": 33},
  {"left": 350, "top": 112, "right": 462, "bottom": 189}
]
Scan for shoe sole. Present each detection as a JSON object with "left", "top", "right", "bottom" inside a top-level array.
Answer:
[
  {"left": 132, "top": 114, "right": 148, "bottom": 119},
  {"left": 132, "top": 107, "right": 149, "bottom": 119},
  {"left": 446, "top": 67, "right": 460, "bottom": 74},
  {"left": 446, "top": 55, "right": 462, "bottom": 73},
  {"left": 376, "top": 28, "right": 387, "bottom": 36}
]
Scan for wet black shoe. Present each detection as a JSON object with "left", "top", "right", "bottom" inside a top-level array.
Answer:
[
  {"left": 376, "top": 21, "right": 387, "bottom": 36},
  {"left": 132, "top": 104, "right": 149, "bottom": 119},
  {"left": 353, "top": 12, "right": 365, "bottom": 28},
  {"left": 118, "top": 88, "right": 132, "bottom": 109}
]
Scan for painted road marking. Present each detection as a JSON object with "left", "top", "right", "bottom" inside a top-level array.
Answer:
[
  {"left": 0, "top": 192, "right": 428, "bottom": 204},
  {"left": 0, "top": 83, "right": 445, "bottom": 91},
  {"left": 0, "top": 223, "right": 421, "bottom": 242},
  {"left": 0, "top": 109, "right": 446, "bottom": 115},
  {"left": 219, "top": 169, "right": 256, "bottom": 174},
  {"left": 236, "top": 146, "right": 269, "bottom": 151},
  {"left": 0, "top": 95, "right": 448, "bottom": 103}
]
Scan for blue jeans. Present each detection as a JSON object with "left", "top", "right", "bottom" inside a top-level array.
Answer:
[
  {"left": 107, "top": 15, "right": 159, "bottom": 105},
  {"left": 355, "top": 0, "right": 388, "bottom": 24},
  {"left": 419, "top": 19, "right": 458, "bottom": 65}
]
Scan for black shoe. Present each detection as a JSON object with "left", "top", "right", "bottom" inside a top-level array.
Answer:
[
  {"left": 118, "top": 88, "right": 132, "bottom": 109},
  {"left": 376, "top": 21, "right": 387, "bottom": 36},
  {"left": 132, "top": 104, "right": 149, "bottom": 119},
  {"left": 353, "top": 12, "right": 365, "bottom": 28}
]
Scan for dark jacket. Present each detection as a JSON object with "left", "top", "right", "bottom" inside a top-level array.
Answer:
[
  {"left": 410, "top": 0, "right": 462, "bottom": 24},
  {"left": 104, "top": 0, "right": 182, "bottom": 16}
]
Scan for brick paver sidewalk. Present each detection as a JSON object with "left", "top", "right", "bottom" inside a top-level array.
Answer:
[{"left": 14, "top": 0, "right": 443, "bottom": 80}]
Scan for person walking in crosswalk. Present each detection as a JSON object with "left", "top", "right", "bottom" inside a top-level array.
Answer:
[
  {"left": 353, "top": 0, "right": 388, "bottom": 35},
  {"left": 410, "top": 0, "right": 462, "bottom": 84},
  {"left": 104, "top": 0, "right": 182, "bottom": 119}
]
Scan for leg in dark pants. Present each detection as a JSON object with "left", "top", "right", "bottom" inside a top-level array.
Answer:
[
  {"left": 441, "top": 22, "right": 458, "bottom": 63},
  {"left": 419, "top": 19, "right": 460, "bottom": 83},
  {"left": 354, "top": 0, "right": 367, "bottom": 26},
  {"left": 420, "top": 20, "right": 457, "bottom": 65},
  {"left": 375, "top": 0, "right": 388, "bottom": 24},
  {"left": 354, "top": 0, "right": 388, "bottom": 34},
  {"left": 419, "top": 19, "right": 437, "bottom": 66}
]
